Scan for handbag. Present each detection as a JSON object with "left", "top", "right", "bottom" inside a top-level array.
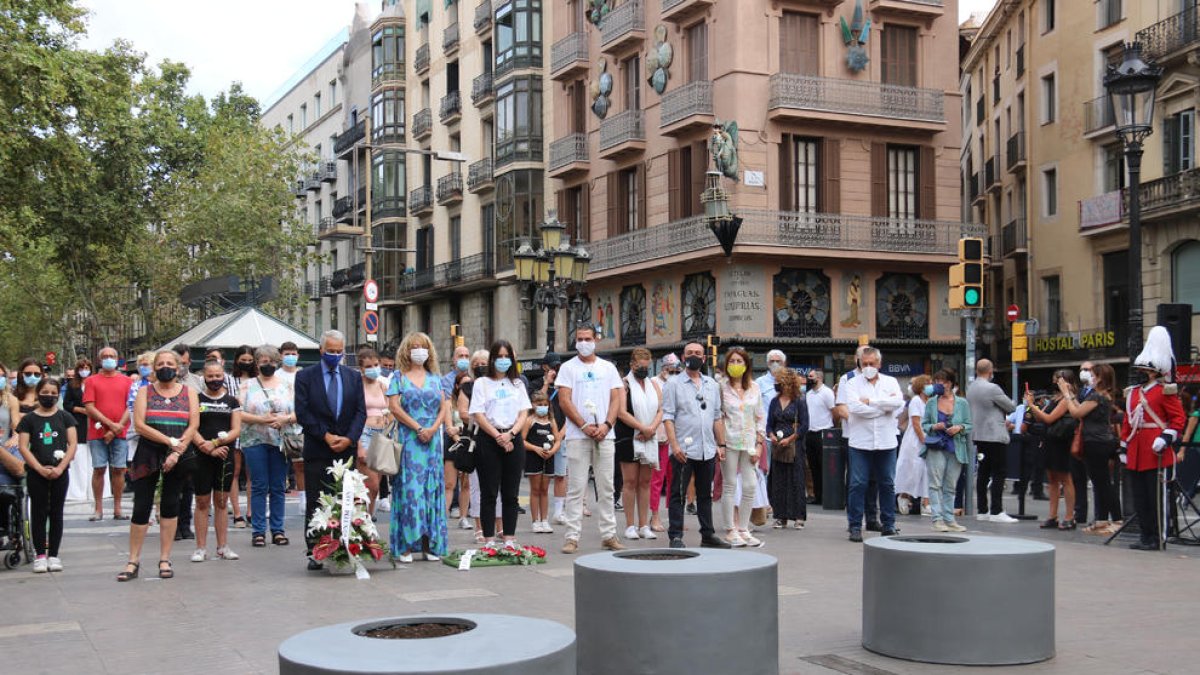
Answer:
[
  {"left": 450, "top": 424, "right": 478, "bottom": 473},
  {"left": 1069, "top": 424, "right": 1084, "bottom": 460},
  {"left": 1046, "top": 407, "right": 1078, "bottom": 440},
  {"left": 281, "top": 430, "right": 304, "bottom": 461},
  {"left": 771, "top": 403, "right": 799, "bottom": 463},
  {"left": 366, "top": 420, "right": 402, "bottom": 476}
]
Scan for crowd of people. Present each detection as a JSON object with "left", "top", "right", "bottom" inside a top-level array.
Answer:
[{"left": 0, "top": 323, "right": 1191, "bottom": 577}]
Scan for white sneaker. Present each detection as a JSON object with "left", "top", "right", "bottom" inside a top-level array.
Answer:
[
  {"left": 897, "top": 495, "right": 912, "bottom": 514},
  {"left": 932, "top": 521, "right": 951, "bottom": 532},
  {"left": 376, "top": 499, "right": 391, "bottom": 512},
  {"left": 397, "top": 552, "right": 414, "bottom": 563},
  {"left": 47, "top": 557, "right": 63, "bottom": 572},
  {"left": 423, "top": 552, "right": 440, "bottom": 562},
  {"left": 216, "top": 546, "right": 239, "bottom": 560},
  {"left": 921, "top": 504, "right": 933, "bottom": 517},
  {"left": 976, "top": 513, "right": 992, "bottom": 521},
  {"left": 534, "top": 521, "right": 548, "bottom": 534},
  {"left": 945, "top": 522, "right": 967, "bottom": 532},
  {"left": 459, "top": 517, "right": 473, "bottom": 530},
  {"left": 739, "top": 531, "right": 764, "bottom": 548},
  {"left": 504, "top": 539, "right": 520, "bottom": 551},
  {"left": 553, "top": 512, "right": 567, "bottom": 525},
  {"left": 190, "top": 548, "right": 208, "bottom": 563},
  {"left": 638, "top": 526, "right": 657, "bottom": 540},
  {"left": 541, "top": 520, "right": 554, "bottom": 534},
  {"left": 725, "top": 531, "right": 747, "bottom": 548},
  {"left": 624, "top": 525, "right": 641, "bottom": 540},
  {"left": 990, "top": 512, "right": 1019, "bottom": 524},
  {"left": 32, "top": 557, "right": 48, "bottom": 573}
]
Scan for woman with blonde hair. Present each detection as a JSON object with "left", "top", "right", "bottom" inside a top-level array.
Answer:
[
  {"left": 718, "top": 346, "right": 767, "bottom": 547},
  {"left": 386, "top": 332, "right": 450, "bottom": 562}
]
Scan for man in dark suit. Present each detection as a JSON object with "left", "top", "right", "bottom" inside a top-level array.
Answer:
[{"left": 294, "top": 330, "right": 367, "bottom": 570}]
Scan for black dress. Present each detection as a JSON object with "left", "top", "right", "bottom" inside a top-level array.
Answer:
[{"left": 766, "top": 395, "right": 809, "bottom": 521}]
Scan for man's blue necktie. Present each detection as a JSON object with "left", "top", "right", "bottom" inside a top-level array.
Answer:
[{"left": 326, "top": 368, "right": 340, "bottom": 419}]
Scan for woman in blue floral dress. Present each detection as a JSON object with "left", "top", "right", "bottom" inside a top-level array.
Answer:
[{"left": 386, "top": 332, "right": 450, "bottom": 563}]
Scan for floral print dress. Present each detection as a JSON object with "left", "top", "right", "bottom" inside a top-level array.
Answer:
[{"left": 387, "top": 372, "right": 447, "bottom": 555}]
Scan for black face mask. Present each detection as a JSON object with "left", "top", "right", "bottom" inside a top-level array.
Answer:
[
  {"left": 38, "top": 394, "right": 58, "bottom": 409},
  {"left": 473, "top": 365, "right": 487, "bottom": 378},
  {"left": 237, "top": 362, "right": 256, "bottom": 376},
  {"left": 633, "top": 367, "right": 649, "bottom": 380},
  {"left": 205, "top": 379, "right": 224, "bottom": 392},
  {"left": 156, "top": 367, "right": 177, "bottom": 382},
  {"left": 258, "top": 363, "right": 277, "bottom": 377},
  {"left": 684, "top": 356, "right": 705, "bottom": 372}
]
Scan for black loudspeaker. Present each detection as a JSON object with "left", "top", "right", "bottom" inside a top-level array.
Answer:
[{"left": 1156, "top": 303, "right": 1194, "bottom": 362}]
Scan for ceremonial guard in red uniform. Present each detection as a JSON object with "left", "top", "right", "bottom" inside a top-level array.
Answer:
[{"left": 1120, "top": 326, "right": 1186, "bottom": 551}]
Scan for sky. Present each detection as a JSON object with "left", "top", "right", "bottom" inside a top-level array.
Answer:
[{"left": 78, "top": 0, "right": 1000, "bottom": 105}]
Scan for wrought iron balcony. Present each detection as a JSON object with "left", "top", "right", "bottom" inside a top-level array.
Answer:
[
  {"left": 333, "top": 195, "right": 354, "bottom": 221},
  {"left": 549, "top": 133, "right": 589, "bottom": 176},
  {"left": 1137, "top": 4, "right": 1200, "bottom": 62},
  {"left": 1140, "top": 166, "right": 1200, "bottom": 220},
  {"left": 304, "top": 170, "right": 321, "bottom": 192},
  {"left": 414, "top": 43, "right": 430, "bottom": 74},
  {"left": 320, "top": 275, "right": 336, "bottom": 296},
  {"left": 598, "top": 110, "right": 645, "bottom": 157},
  {"left": 474, "top": 1, "right": 492, "bottom": 34},
  {"left": 412, "top": 108, "right": 432, "bottom": 140},
  {"left": 467, "top": 157, "right": 494, "bottom": 192},
  {"left": 1006, "top": 131, "right": 1026, "bottom": 172},
  {"left": 768, "top": 73, "right": 944, "bottom": 126},
  {"left": 436, "top": 172, "right": 464, "bottom": 205},
  {"left": 588, "top": 210, "right": 986, "bottom": 272},
  {"left": 316, "top": 216, "right": 335, "bottom": 235},
  {"left": 304, "top": 280, "right": 319, "bottom": 298},
  {"left": 600, "top": 0, "right": 645, "bottom": 55},
  {"left": 409, "top": 185, "right": 433, "bottom": 215},
  {"left": 439, "top": 90, "right": 462, "bottom": 124},
  {"left": 660, "top": 80, "right": 713, "bottom": 133},
  {"left": 1083, "top": 96, "right": 1114, "bottom": 135},
  {"left": 443, "top": 22, "right": 460, "bottom": 54},
  {"left": 293, "top": 180, "right": 307, "bottom": 199},
  {"left": 334, "top": 120, "right": 365, "bottom": 156},
  {"left": 319, "top": 160, "right": 337, "bottom": 183},
  {"left": 400, "top": 253, "right": 496, "bottom": 297},
  {"left": 985, "top": 156, "right": 1000, "bottom": 192},
  {"left": 551, "top": 31, "right": 589, "bottom": 80},
  {"left": 660, "top": 0, "right": 715, "bottom": 24},
  {"left": 372, "top": 193, "right": 406, "bottom": 220},
  {"left": 1001, "top": 218, "right": 1027, "bottom": 257},
  {"left": 471, "top": 72, "right": 494, "bottom": 106}
]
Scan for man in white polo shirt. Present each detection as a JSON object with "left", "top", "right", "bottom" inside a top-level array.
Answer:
[
  {"left": 841, "top": 347, "right": 904, "bottom": 542},
  {"left": 804, "top": 369, "right": 835, "bottom": 503}
]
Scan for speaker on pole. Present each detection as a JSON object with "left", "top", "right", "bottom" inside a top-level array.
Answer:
[{"left": 1156, "top": 303, "right": 1194, "bottom": 362}]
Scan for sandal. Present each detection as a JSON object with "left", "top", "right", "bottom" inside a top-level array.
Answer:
[
  {"left": 113, "top": 513, "right": 130, "bottom": 521},
  {"left": 158, "top": 560, "right": 174, "bottom": 579},
  {"left": 1083, "top": 522, "right": 1110, "bottom": 534},
  {"left": 272, "top": 533, "right": 289, "bottom": 546},
  {"left": 773, "top": 520, "right": 786, "bottom": 529},
  {"left": 1058, "top": 520, "right": 1076, "bottom": 531},
  {"left": 233, "top": 516, "right": 247, "bottom": 529},
  {"left": 1039, "top": 518, "right": 1059, "bottom": 529},
  {"left": 252, "top": 534, "right": 266, "bottom": 547},
  {"left": 116, "top": 562, "right": 139, "bottom": 582},
  {"left": 89, "top": 514, "right": 103, "bottom": 522},
  {"left": 474, "top": 530, "right": 486, "bottom": 544}
]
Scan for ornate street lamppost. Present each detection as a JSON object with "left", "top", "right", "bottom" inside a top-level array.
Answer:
[
  {"left": 702, "top": 170, "right": 742, "bottom": 258},
  {"left": 1105, "top": 41, "right": 1162, "bottom": 383},
  {"left": 514, "top": 211, "right": 592, "bottom": 360}
]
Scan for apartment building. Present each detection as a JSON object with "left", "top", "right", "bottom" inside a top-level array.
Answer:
[
  {"left": 548, "top": 0, "right": 978, "bottom": 374},
  {"left": 963, "top": 0, "right": 1198, "bottom": 379}
]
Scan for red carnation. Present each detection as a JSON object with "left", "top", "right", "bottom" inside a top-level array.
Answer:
[
  {"left": 353, "top": 518, "right": 364, "bottom": 527},
  {"left": 348, "top": 543, "right": 362, "bottom": 556}
]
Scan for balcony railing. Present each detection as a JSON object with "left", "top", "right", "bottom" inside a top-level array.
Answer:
[
  {"left": 412, "top": 108, "right": 432, "bottom": 139},
  {"left": 1006, "top": 131, "right": 1026, "bottom": 171},
  {"left": 304, "top": 171, "right": 321, "bottom": 192},
  {"left": 333, "top": 264, "right": 366, "bottom": 291},
  {"left": 588, "top": 210, "right": 986, "bottom": 272},
  {"left": 372, "top": 194, "right": 405, "bottom": 220},
  {"left": 551, "top": 32, "right": 589, "bottom": 76},
  {"left": 319, "top": 160, "right": 337, "bottom": 183},
  {"left": 443, "top": 22, "right": 460, "bottom": 53},
  {"left": 467, "top": 157, "right": 494, "bottom": 192},
  {"left": 293, "top": 180, "right": 307, "bottom": 198},
  {"left": 660, "top": 80, "right": 713, "bottom": 128},
  {"left": 1140, "top": 166, "right": 1200, "bottom": 216},
  {"left": 1002, "top": 218, "right": 1027, "bottom": 256},
  {"left": 1083, "top": 96, "right": 1114, "bottom": 135},
  {"left": 409, "top": 185, "right": 433, "bottom": 214},
  {"left": 414, "top": 43, "right": 430, "bottom": 73},
  {"left": 1079, "top": 189, "right": 1126, "bottom": 232},
  {"left": 599, "top": 110, "right": 645, "bottom": 152},
  {"left": 600, "top": 0, "right": 645, "bottom": 50},
  {"left": 769, "top": 73, "right": 944, "bottom": 124},
  {"left": 474, "top": 1, "right": 492, "bottom": 33},
  {"left": 400, "top": 252, "right": 496, "bottom": 295},
  {"left": 439, "top": 90, "right": 462, "bottom": 123},
  {"left": 320, "top": 275, "right": 336, "bottom": 296},
  {"left": 549, "top": 133, "right": 589, "bottom": 173},
  {"left": 471, "top": 72, "right": 494, "bottom": 105},
  {"left": 334, "top": 120, "right": 365, "bottom": 155},
  {"left": 1137, "top": 5, "right": 1200, "bottom": 62},
  {"left": 316, "top": 216, "right": 335, "bottom": 236},
  {"left": 436, "top": 172, "right": 464, "bottom": 204},
  {"left": 333, "top": 195, "right": 353, "bottom": 220}
]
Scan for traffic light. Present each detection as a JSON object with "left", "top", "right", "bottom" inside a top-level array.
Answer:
[
  {"left": 450, "top": 324, "right": 464, "bottom": 348},
  {"left": 706, "top": 334, "right": 718, "bottom": 369},
  {"left": 1012, "top": 320, "right": 1028, "bottom": 363},
  {"left": 949, "top": 237, "right": 985, "bottom": 310}
]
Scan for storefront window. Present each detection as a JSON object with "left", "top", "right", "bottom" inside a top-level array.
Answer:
[
  {"left": 494, "top": 0, "right": 542, "bottom": 76},
  {"left": 495, "top": 76, "right": 542, "bottom": 165}
]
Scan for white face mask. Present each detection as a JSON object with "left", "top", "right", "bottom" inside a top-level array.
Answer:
[
  {"left": 410, "top": 348, "right": 430, "bottom": 365},
  {"left": 1079, "top": 370, "right": 1094, "bottom": 385},
  {"left": 861, "top": 366, "right": 879, "bottom": 380},
  {"left": 575, "top": 341, "right": 596, "bottom": 357}
]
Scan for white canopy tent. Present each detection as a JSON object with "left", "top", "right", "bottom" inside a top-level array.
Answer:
[{"left": 157, "top": 307, "right": 319, "bottom": 351}]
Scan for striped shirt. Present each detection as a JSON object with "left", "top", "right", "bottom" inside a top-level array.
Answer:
[{"left": 144, "top": 385, "right": 192, "bottom": 440}]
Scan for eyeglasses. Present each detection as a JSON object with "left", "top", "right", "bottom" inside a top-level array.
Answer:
[{"left": 695, "top": 393, "right": 707, "bottom": 411}]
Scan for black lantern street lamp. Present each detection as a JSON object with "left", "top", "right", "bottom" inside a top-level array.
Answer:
[
  {"left": 514, "top": 211, "right": 591, "bottom": 361},
  {"left": 1104, "top": 41, "right": 1163, "bottom": 383},
  {"left": 702, "top": 170, "right": 742, "bottom": 258}
]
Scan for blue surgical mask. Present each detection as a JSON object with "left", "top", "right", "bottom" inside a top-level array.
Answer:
[
  {"left": 282, "top": 354, "right": 299, "bottom": 368},
  {"left": 923, "top": 384, "right": 935, "bottom": 397},
  {"left": 138, "top": 365, "right": 152, "bottom": 378},
  {"left": 0, "top": 378, "right": 7, "bottom": 390},
  {"left": 494, "top": 357, "right": 512, "bottom": 373},
  {"left": 77, "top": 369, "right": 91, "bottom": 379},
  {"left": 932, "top": 383, "right": 946, "bottom": 396},
  {"left": 101, "top": 358, "right": 117, "bottom": 371},
  {"left": 23, "top": 374, "right": 41, "bottom": 387},
  {"left": 364, "top": 366, "right": 381, "bottom": 380},
  {"left": 535, "top": 405, "right": 549, "bottom": 417},
  {"left": 322, "top": 352, "right": 343, "bottom": 369},
  {"left": 380, "top": 367, "right": 393, "bottom": 377},
  {"left": 456, "top": 358, "right": 470, "bottom": 372}
]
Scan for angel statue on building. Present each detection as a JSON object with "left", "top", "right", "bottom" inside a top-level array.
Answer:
[{"left": 709, "top": 120, "right": 739, "bottom": 181}]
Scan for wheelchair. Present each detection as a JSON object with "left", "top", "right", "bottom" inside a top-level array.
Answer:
[{"left": 0, "top": 482, "right": 35, "bottom": 569}]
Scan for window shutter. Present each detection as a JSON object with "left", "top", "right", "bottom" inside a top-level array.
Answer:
[
  {"left": 607, "top": 171, "right": 619, "bottom": 237},
  {"left": 1163, "top": 115, "right": 1178, "bottom": 176},
  {"left": 919, "top": 146, "right": 936, "bottom": 219},
  {"left": 691, "top": 140, "right": 707, "bottom": 216},
  {"left": 580, "top": 184, "right": 590, "bottom": 242},
  {"left": 638, "top": 162, "right": 648, "bottom": 230},
  {"left": 779, "top": 134, "right": 794, "bottom": 210},
  {"left": 667, "top": 149, "right": 681, "bottom": 221},
  {"left": 821, "top": 137, "right": 841, "bottom": 214},
  {"left": 871, "top": 142, "right": 888, "bottom": 217}
]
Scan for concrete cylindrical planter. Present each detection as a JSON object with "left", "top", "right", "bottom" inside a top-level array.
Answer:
[
  {"left": 575, "top": 548, "right": 778, "bottom": 675},
  {"left": 278, "top": 613, "right": 576, "bottom": 675},
  {"left": 862, "top": 535, "right": 1055, "bottom": 665}
]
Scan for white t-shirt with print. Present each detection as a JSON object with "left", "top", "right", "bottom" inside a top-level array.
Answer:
[
  {"left": 468, "top": 376, "right": 531, "bottom": 429},
  {"left": 556, "top": 355, "right": 623, "bottom": 441}
]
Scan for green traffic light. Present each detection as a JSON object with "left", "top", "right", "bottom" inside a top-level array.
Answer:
[{"left": 964, "top": 288, "right": 981, "bottom": 306}]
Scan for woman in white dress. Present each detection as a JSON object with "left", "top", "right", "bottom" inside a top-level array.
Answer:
[{"left": 895, "top": 374, "right": 932, "bottom": 516}]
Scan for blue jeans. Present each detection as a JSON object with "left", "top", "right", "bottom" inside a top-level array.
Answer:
[
  {"left": 243, "top": 444, "right": 287, "bottom": 535},
  {"left": 926, "top": 450, "right": 963, "bottom": 525},
  {"left": 847, "top": 447, "right": 896, "bottom": 531}
]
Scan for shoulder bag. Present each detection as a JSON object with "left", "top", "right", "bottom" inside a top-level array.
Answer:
[
  {"left": 771, "top": 402, "right": 799, "bottom": 464},
  {"left": 450, "top": 423, "right": 478, "bottom": 473},
  {"left": 366, "top": 419, "right": 402, "bottom": 476},
  {"left": 1046, "top": 400, "right": 1078, "bottom": 440}
]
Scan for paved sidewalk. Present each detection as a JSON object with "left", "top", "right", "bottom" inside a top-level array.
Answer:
[{"left": 0, "top": 490, "right": 1196, "bottom": 674}]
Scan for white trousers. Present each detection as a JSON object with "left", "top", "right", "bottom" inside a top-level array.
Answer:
[{"left": 564, "top": 438, "right": 616, "bottom": 542}]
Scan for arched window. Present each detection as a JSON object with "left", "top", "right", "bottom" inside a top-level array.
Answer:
[{"left": 1172, "top": 240, "right": 1200, "bottom": 311}]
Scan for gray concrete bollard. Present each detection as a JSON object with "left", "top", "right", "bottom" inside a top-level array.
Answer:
[
  {"left": 862, "top": 535, "right": 1055, "bottom": 665},
  {"left": 278, "top": 613, "right": 576, "bottom": 675},
  {"left": 574, "top": 549, "right": 779, "bottom": 675}
]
